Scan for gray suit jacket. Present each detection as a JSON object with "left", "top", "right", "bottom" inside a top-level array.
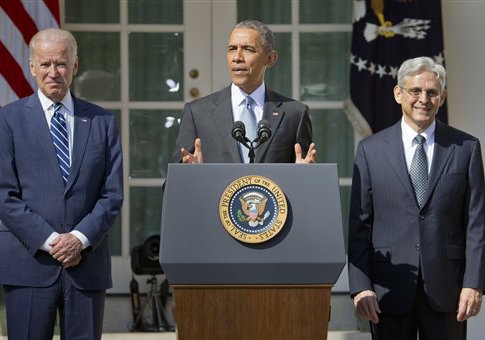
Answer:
[
  {"left": 172, "top": 86, "right": 313, "bottom": 163},
  {"left": 348, "top": 120, "right": 485, "bottom": 314},
  {"left": 0, "top": 93, "right": 123, "bottom": 290}
]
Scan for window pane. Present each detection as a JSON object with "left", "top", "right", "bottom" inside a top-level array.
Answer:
[
  {"left": 65, "top": 0, "right": 119, "bottom": 24},
  {"left": 130, "top": 187, "right": 163, "bottom": 250},
  {"left": 112, "top": 110, "right": 122, "bottom": 133},
  {"left": 129, "top": 33, "right": 184, "bottom": 101},
  {"left": 109, "top": 216, "right": 122, "bottom": 256},
  {"left": 72, "top": 32, "right": 120, "bottom": 101},
  {"left": 129, "top": 0, "right": 183, "bottom": 24},
  {"left": 130, "top": 110, "right": 180, "bottom": 178},
  {"left": 311, "top": 109, "right": 354, "bottom": 177},
  {"left": 300, "top": 32, "right": 351, "bottom": 101},
  {"left": 300, "top": 0, "right": 352, "bottom": 24},
  {"left": 237, "top": 0, "right": 291, "bottom": 24},
  {"left": 266, "top": 33, "right": 291, "bottom": 97},
  {"left": 108, "top": 110, "right": 122, "bottom": 256}
]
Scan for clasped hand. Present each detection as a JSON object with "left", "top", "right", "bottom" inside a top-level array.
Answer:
[{"left": 49, "top": 233, "right": 83, "bottom": 268}]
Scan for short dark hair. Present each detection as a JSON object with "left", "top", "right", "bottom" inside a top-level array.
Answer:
[{"left": 234, "top": 20, "right": 275, "bottom": 52}]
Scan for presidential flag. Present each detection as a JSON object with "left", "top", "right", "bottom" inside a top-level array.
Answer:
[
  {"left": 0, "top": 0, "right": 60, "bottom": 107},
  {"left": 346, "top": 0, "right": 447, "bottom": 135}
]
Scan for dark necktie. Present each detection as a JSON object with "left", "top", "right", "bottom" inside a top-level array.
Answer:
[
  {"left": 50, "top": 103, "right": 70, "bottom": 185},
  {"left": 410, "top": 135, "right": 428, "bottom": 207},
  {"left": 240, "top": 96, "right": 257, "bottom": 163}
]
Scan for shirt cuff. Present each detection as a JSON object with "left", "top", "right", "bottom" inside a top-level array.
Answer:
[
  {"left": 40, "top": 232, "right": 60, "bottom": 252},
  {"left": 70, "top": 230, "right": 91, "bottom": 249}
]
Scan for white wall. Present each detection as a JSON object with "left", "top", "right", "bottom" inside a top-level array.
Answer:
[
  {"left": 442, "top": 2, "right": 485, "bottom": 336},
  {"left": 443, "top": 1, "right": 485, "bottom": 149}
]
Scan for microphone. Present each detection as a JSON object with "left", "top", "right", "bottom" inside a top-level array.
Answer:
[
  {"left": 231, "top": 121, "right": 247, "bottom": 144},
  {"left": 257, "top": 119, "right": 271, "bottom": 145}
]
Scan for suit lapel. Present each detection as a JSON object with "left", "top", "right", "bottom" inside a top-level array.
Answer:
[
  {"left": 24, "top": 95, "right": 65, "bottom": 185},
  {"left": 383, "top": 122, "right": 417, "bottom": 204},
  {"left": 65, "top": 98, "right": 92, "bottom": 192},
  {"left": 255, "top": 89, "right": 284, "bottom": 162},
  {"left": 421, "top": 121, "right": 454, "bottom": 207},
  {"left": 211, "top": 87, "right": 241, "bottom": 162}
]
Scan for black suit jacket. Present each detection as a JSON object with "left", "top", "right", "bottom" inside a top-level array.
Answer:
[
  {"left": 172, "top": 86, "right": 313, "bottom": 163},
  {"left": 348, "top": 120, "right": 485, "bottom": 314}
]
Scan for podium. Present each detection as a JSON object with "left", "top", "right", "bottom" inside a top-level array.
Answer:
[{"left": 160, "top": 164, "right": 346, "bottom": 340}]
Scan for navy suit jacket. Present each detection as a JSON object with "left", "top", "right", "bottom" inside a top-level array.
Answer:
[
  {"left": 348, "top": 120, "right": 485, "bottom": 314},
  {"left": 0, "top": 93, "right": 123, "bottom": 290},
  {"left": 172, "top": 86, "right": 313, "bottom": 163}
]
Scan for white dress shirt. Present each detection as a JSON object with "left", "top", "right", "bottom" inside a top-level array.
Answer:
[
  {"left": 38, "top": 89, "right": 74, "bottom": 163},
  {"left": 231, "top": 82, "right": 265, "bottom": 124},
  {"left": 401, "top": 118, "right": 436, "bottom": 174}
]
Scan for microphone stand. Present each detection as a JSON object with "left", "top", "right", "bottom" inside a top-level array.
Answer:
[
  {"left": 232, "top": 120, "right": 271, "bottom": 164},
  {"left": 247, "top": 120, "right": 271, "bottom": 163},
  {"left": 247, "top": 138, "right": 266, "bottom": 163},
  {"left": 248, "top": 142, "right": 256, "bottom": 163}
]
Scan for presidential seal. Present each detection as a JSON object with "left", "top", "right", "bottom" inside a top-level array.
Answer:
[{"left": 219, "top": 175, "right": 288, "bottom": 243}]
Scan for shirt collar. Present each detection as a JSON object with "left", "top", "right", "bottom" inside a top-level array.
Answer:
[
  {"left": 401, "top": 118, "right": 436, "bottom": 147},
  {"left": 37, "top": 89, "right": 74, "bottom": 116},
  {"left": 231, "top": 82, "right": 265, "bottom": 108}
]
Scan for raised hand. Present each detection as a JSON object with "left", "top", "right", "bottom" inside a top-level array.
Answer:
[
  {"left": 181, "top": 138, "right": 204, "bottom": 164},
  {"left": 295, "top": 142, "right": 317, "bottom": 164}
]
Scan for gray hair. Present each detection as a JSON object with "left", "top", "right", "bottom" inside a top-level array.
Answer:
[
  {"left": 234, "top": 20, "right": 275, "bottom": 52},
  {"left": 29, "top": 28, "right": 78, "bottom": 60},
  {"left": 397, "top": 56, "right": 446, "bottom": 90}
]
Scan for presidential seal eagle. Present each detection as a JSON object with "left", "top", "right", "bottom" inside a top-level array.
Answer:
[{"left": 239, "top": 192, "right": 269, "bottom": 227}]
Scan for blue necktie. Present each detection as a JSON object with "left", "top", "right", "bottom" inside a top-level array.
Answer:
[
  {"left": 410, "top": 135, "right": 428, "bottom": 207},
  {"left": 50, "top": 103, "right": 70, "bottom": 185},
  {"left": 240, "top": 96, "right": 257, "bottom": 163}
]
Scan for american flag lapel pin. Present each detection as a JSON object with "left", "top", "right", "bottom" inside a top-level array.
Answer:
[
  {"left": 273, "top": 112, "right": 279, "bottom": 116},
  {"left": 81, "top": 118, "right": 88, "bottom": 122}
]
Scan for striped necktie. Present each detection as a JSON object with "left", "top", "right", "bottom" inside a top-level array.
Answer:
[
  {"left": 50, "top": 103, "right": 70, "bottom": 185},
  {"left": 409, "top": 135, "right": 428, "bottom": 207}
]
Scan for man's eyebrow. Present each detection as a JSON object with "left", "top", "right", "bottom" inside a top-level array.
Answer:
[{"left": 227, "top": 43, "right": 257, "bottom": 48}]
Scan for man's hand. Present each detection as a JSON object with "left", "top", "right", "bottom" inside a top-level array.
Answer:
[
  {"left": 62, "top": 254, "right": 82, "bottom": 269},
  {"left": 181, "top": 138, "right": 203, "bottom": 164},
  {"left": 295, "top": 142, "right": 317, "bottom": 163},
  {"left": 457, "top": 287, "right": 482, "bottom": 321},
  {"left": 353, "top": 290, "right": 381, "bottom": 324},
  {"left": 49, "top": 233, "right": 83, "bottom": 265}
]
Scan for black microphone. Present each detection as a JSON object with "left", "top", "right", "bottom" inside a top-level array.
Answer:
[
  {"left": 231, "top": 121, "right": 247, "bottom": 144},
  {"left": 257, "top": 119, "right": 271, "bottom": 145}
]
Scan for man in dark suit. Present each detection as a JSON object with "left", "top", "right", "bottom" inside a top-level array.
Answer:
[
  {"left": 348, "top": 56, "right": 485, "bottom": 339},
  {"left": 0, "top": 28, "right": 123, "bottom": 339},
  {"left": 173, "top": 20, "right": 316, "bottom": 164}
]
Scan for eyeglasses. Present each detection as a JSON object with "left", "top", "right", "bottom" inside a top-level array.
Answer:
[{"left": 401, "top": 87, "right": 441, "bottom": 100}]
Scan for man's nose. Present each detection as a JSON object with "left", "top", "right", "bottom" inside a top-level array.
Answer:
[
  {"left": 418, "top": 90, "right": 430, "bottom": 102},
  {"left": 48, "top": 65, "right": 59, "bottom": 76},
  {"left": 233, "top": 48, "right": 243, "bottom": 61}
]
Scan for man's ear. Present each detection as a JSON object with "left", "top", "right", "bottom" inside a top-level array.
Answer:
[
  {"left": 393, "top": 85, "right": 403, "bottom": 104},
  {"left": 267, "top": 50, "right": 278, "bottom": 68},
  {"left": 29, "top": 59, "right": 36, "bottom": 77},
  {"left": 439, "top": 89, "right": 447, "bottom": 107},
  {"left": 73, "top": 57, "right": 79, "bottom": 76}
]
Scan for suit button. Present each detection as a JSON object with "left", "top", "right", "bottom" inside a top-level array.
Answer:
[
  {"left": 415, "top": 244, "right": 421, "bottom": 251},
  {"left": 419, "top": 215, "right": 425, "bottom": 220}
]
